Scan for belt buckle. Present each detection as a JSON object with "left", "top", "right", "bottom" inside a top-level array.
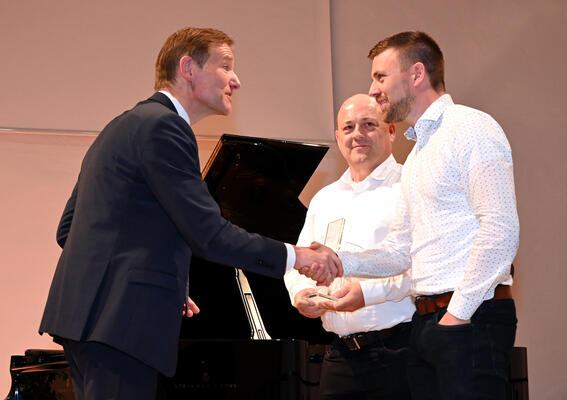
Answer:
[
  {"left": 352, "top": 336, "right": 361, "bottom": 350},
  {"left": 341, "top": 334, "right": 361, "bottom": 351}
]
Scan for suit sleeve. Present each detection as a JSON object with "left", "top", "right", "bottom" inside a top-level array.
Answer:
[
  {"left": 56, "top": 181, "right": 78, "bottom": 248},
  {"left": 338, "top": 181, "right": 412, "bottom": 278},
  {"left": 139, "top": 114, "right": 287, "bottom": 278}
]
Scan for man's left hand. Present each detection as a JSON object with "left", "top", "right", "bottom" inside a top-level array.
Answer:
[{"left": 183, "top": 297, "right": 200, "bottom": 318}]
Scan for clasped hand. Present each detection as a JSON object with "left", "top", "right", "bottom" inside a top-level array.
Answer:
[{"left": 294, "top": 242, "right": 343, "bottom": 286}]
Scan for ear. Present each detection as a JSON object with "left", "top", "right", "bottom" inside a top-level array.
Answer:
[
  {"left": 335, "top": 129, "right": 340, "bottom": 142},
  {"left": 388, "top": 123, "right": 396, "bottom": 143},
  {"left": 178, "top": 55, "right": 196, "bottom": 83},
  {"left": 411, "top": 62, "right": 427, "bottom": 88}
]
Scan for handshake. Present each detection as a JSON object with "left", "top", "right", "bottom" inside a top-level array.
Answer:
[{"left": 293, "top": 242, "right": 343, "bottom": 286}]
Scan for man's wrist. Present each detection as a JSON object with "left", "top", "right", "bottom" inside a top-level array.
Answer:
[{"left": 285, "top": 243, "right": 296, "bottom": 273}]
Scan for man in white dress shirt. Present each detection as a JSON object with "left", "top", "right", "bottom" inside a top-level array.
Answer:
[
  {"left": 285, "top": 93, "right": 414, "bottom": 400},
  {"left": 315, "top": 31, "right": 519, "bottom": 400}
]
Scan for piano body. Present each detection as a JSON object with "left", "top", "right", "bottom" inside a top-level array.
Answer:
[{"left": 161, "top": 134, "right": 333, "bottom": 399}]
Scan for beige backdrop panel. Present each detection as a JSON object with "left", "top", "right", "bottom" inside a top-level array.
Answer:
[
  {"left": 330, "top": 1, "right": 567, "bottom": 399},
  {"left": 0, "top": 132, "right": 95, "bottom": 393},
  {"left": 0, "top": 0, "right": 335, "bottom": 142}
]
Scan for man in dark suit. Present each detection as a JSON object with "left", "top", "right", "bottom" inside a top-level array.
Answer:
[{"left": 39, "top": 27, "right": 341, "bottom": 400}]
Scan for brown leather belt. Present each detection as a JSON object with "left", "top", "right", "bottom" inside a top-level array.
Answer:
[
  {"left": 414, "top": 285, "right": 512, "bottom": 316},
  {"left": 336, "top": 322, "right": 410, "bottom": 351}
]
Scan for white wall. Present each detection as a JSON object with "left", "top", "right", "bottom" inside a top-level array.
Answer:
[
  {"left": 0, "top": 0, "right": 335, "bottom": 141},
  {"left": 0, "top": 131, "right": 95, "bottom": 394}
]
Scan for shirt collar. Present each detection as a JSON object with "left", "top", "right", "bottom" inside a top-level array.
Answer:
[
  {"left": 404, "top": 93, "right": 453, "bottom": 142},
  {"left": 159, "top": 90, "right": 191, "bottom": 126},
  {"left": 339, "top": 154, "right": 397, "bottom": 189}
]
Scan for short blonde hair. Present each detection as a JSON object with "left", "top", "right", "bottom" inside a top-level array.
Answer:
[{"left": 154, "top": 27, "right": 233, "bottom": 91}]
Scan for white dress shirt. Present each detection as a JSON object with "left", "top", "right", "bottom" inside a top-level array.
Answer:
[
  {"left": 285, "top": 155, "right": 414, "bottom": 336},
  {"left": 159, "top": 90, "right": 191, "bottom": 125},
  {"left": 339, "top": 94, "right": 519, "bottom": 320}
]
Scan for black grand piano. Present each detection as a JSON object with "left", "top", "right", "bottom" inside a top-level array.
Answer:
[
  {"left": 7, "top": 134, "right": 529, "bottom": 399},
  {"left": 7, "top": 134, "right": 333, "bottom": 400},
  {"left": 163, "top": 134, "right": 334, "bottom": 399}
]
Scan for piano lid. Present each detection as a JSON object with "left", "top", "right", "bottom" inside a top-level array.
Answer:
[
  {"left": 181, "top": 134, "right": 332, "bottom": 343},
  {"left": 201, "top": 133, "right": 328, "bottom": 244}
]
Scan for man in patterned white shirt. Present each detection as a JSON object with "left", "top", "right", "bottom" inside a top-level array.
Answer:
[
  {"left": 314, "top": 31, "right": 519, "bottom": 399},
  {"left": 285, "top": 93, "right": 414, "bottom": 400}
]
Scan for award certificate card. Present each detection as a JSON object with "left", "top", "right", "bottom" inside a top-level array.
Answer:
[{"left": 324, "top": 218, "right": 345, "bottom": 252}]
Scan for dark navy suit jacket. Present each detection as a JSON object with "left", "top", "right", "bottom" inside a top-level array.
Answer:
[{"left": 39, "top": 92, "right": 286, "bottom": 376}]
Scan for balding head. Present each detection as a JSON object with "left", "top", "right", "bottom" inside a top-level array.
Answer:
[
  {"left": 335, "top": 94, "right": 396, "bottom": 182},
  {"left": 336, "top": 94, "right": 380, "bottom": 129}
]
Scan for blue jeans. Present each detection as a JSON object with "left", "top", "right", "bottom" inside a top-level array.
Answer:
[{"left": 407, "top": 299, "right": 517, "bottom": 400}]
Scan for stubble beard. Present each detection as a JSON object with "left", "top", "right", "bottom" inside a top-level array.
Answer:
[
  {"left": 384, "top": 92, "right": 414, "bottom": 124},
  {"left": 383, "top": 79, "right": 415, "bottom": 124}
]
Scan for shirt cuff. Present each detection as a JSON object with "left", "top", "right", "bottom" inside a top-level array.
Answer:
[
  {"left": 288, "top": 281, "right": 317, "bottom": 305},
  {"left": 447, "top": 289, "right": 480, "bottom": 320},
  {"left": 359, "top": 275, "right": 412, "bottom": 306},
  {"left": 284, "top": 243, "right": 296, "bottom": 273},
  {"left": 359, "top": 280, "right": 386, "bottom": 306}
]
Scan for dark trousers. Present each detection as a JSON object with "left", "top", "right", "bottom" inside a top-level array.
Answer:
[
  {"left": 319, "top": 322, "right": 412, "bottom": 400},
  {"left": 61, "top": 339, "right": 158, "bottom": 400},
  {"left": 407, "top": 299, "right": 517, "bottom": 400}
]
